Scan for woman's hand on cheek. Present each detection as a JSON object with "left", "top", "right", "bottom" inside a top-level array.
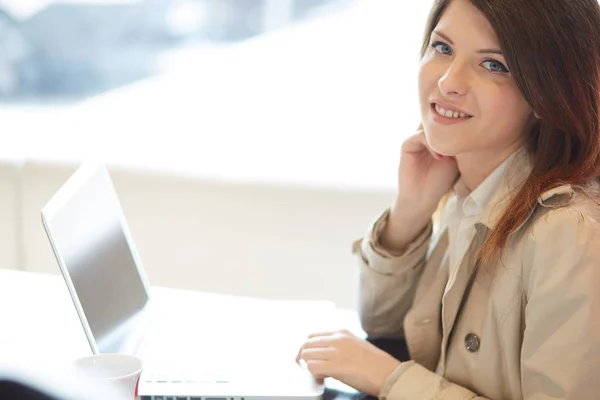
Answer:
[{"left": 295, "top": 330, "right": 401, "bottom": 396}]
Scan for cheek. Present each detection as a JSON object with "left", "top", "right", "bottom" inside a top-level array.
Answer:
[
  {"left": 482, "top": 85, "right": 532, "bottom": 134},
  {"left": 418, "top": 60, "right": 439, "bottom": 101}
]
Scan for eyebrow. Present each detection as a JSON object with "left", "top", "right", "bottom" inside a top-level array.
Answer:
[{"left": 433, "top": 30, "right": 504, "bottom": 55}]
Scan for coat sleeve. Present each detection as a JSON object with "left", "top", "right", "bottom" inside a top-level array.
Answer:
[
  {"left": 519, "top": 207, "right": 600, "bottom": 399},
  {"left": 354, "top": 209, "right": 433, "bottom": 338},
  {"left": 380, "top": 361, "right": 488, "bottom": 400},
  {"left": 379, "top": 207, "right": 600, "bottom": 400}
]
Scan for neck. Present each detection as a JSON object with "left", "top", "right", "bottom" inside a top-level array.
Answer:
[{"left": 456, "top": 143, "right": 522, "bottom": 192}]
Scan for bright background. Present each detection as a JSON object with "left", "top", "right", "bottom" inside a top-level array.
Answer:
[{"left": 0, "top": 0, "right": 434, "bottom": 309}]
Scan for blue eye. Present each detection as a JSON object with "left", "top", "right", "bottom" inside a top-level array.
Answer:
[
  {"left": 431, "top": 41, "right": 453, "bottom": 55},
  {"left": 482, "top": 60, "right": 509, "bottom": 73}
]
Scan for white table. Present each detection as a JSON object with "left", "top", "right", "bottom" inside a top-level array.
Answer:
[{"left": 0, "top": 268, "right": 364, "bottom": 372}]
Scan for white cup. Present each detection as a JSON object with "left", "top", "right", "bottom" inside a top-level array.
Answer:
[{"left": 71, "top": 354, "right": 143, "bottom": 399}]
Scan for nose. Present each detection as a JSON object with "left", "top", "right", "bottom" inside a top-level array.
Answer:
[{"left": 438, "top": 60, "right": 469, "bottom": 97}]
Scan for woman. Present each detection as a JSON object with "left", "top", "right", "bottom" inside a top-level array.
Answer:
[{"left": 295, "top": 0, "right": 600, "bottom": 399}]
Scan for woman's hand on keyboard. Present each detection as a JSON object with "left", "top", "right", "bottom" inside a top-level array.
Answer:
[{"left": 295, "top": 329, "right": 401, "bottom": 396}]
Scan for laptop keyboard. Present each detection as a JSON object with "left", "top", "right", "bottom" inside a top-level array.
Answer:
[
  {"left": 142, "top": 368, "right": 231, "bottom": 384},
  {"left": 139, "top": 397, "right": 241, "bottom": 400},
  {"left": 140, "top": 370, "right": 240, "bottom": 400}
]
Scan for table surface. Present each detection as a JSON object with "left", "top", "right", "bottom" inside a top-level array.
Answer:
[{"left": 0, "top": 268, "right": 412, "bottom": 399}]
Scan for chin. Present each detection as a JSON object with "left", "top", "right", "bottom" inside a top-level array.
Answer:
[{"left": 423, "top": 126, "right": 460, "bottom": 156}]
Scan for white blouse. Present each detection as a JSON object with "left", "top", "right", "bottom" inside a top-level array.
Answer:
[{"left": 443, "top": 149, "right": 519, "bottom": 295}]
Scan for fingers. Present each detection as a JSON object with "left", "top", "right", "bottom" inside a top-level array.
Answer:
[
  {"left": 402, "top": 129, "right": 444, "bottom": 160},
  {"left": 307, "top": 329, "right": 350, "bottom": 339},
  {"left": 303, "top": 335, "right": 333, "bottom": 348},
  {"left": 305, "top": 360, "right": 329, "bottom": 380},
  {"left": 416, "top": 131, "right": 443, "bottom": 160},
  {"left": 401, "top": 132, "right": 431, "bottom": 155},
  {"left": 298, "top": 347, "right": 336, "bottom": 362},
  {"left": 295, "top": 336, "right": 332, "bottom": 363},
  {"left": 295, "top": 330, "right": 351, "bottom": 363}
]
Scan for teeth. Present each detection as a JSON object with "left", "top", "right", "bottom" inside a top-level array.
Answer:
[{"left": 434, "top": 103, "right": 469, "bottom": 119}]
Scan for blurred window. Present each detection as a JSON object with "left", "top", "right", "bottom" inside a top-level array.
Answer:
[
  {"left": 0, "top": 0, "right": 434, "bottom": 190},
  {"left": 0, "top": 0, "right": 356, "bottom": 102}
]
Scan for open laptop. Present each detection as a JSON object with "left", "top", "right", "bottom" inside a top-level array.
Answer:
[{"left": 41, "top": 164, "right": 326, "bottom": 400}]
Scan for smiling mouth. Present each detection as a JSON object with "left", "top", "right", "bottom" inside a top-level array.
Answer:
[{"left": 431, "top": 103, "right": 473, "bottom": 119}]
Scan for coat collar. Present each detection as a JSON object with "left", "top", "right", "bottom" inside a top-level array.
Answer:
[{"left": 475, "top": 147, "right": 574, "bottom": 234}]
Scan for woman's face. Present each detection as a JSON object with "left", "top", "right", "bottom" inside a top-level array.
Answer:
[{"left": 418, "top": 0, "right": 534, "bottom": 158}]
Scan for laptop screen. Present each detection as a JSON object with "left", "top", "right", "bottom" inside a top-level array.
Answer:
[{"left": 42, "top": 165, "right": 150, "bottom": 354}]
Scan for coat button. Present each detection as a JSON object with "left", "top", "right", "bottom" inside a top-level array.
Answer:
[{"left": 465, "top": 333, "right": 480, "bottom": 352}]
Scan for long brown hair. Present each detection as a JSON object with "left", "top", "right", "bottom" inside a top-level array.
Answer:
[{"left": 422, "top": 0, "right": 600, "bottom": 267}]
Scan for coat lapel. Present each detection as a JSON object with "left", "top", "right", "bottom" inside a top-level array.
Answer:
[
  {"left": 438, "top": 224, "right": 487, "bottom": 373},
  {"left": 436, "top": 148, "right": 531, "bottom": 373}
]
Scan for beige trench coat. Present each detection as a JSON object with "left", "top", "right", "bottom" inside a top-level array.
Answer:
[{"left": 354, "top": 151, "right": 600, "bottom": 400}]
